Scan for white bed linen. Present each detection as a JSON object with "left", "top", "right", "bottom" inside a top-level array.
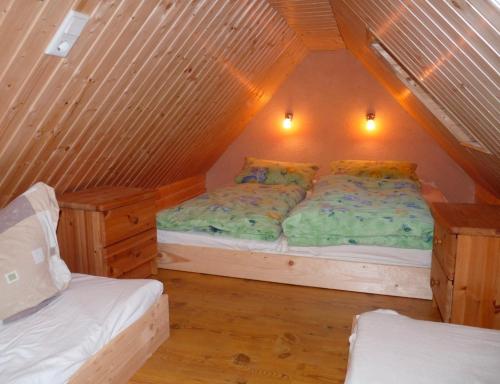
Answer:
[
  {"left": 346, "top": 310, "right": 500, "bottom": 384},
  {"left": 0, "top": 274, "right": 163, "bottom": 384},
  {"left": 286, "top": 244, "right": 430, "bottom": 267},
  {"left": 157, "top": 229, "right": 286, "bottom": 253},
  {"left": 158, "top": 230, "right": 431, "bottom": 267}
]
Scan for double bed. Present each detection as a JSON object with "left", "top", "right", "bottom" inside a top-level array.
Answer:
[{"left": 156, "top": 160, "right": 444, "bottom": 299}]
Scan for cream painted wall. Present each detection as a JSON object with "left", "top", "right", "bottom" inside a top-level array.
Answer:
[{"left": 207, "top": 50, "right": 474, "bottom": 202}]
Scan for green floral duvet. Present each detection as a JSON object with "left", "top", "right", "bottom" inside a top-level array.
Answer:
[
  {"left": 282, "top": 175, "right": 434, "bottom": 249},
  {"left": 157, "top": 183, "right": 306, "bottom": 241}
]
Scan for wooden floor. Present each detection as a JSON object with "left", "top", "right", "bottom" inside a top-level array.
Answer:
[{"left": 131, "top": 269, "right": 441, "bottom": 384}]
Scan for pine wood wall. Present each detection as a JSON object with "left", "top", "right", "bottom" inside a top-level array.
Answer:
[{"left": 0, "top": 0, "right": 308, "bottom": 206}]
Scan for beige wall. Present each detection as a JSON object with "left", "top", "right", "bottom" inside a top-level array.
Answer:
[{"left": 207, "top": 50, "right": 474, "bottom": 202}]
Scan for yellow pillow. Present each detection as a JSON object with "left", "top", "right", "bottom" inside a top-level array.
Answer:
[
  {"left": 235, "top": 157, "right": 319, "bottom": 190},
  {"left": 330, "top": 160, "right": 418, "bottom": 180}
]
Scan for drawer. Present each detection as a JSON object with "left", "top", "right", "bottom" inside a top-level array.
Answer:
[
  {"left": 102, "top": 198, "right": 156, "bottom": 246},
  {"left": 431, "top": 255, "right": 453, "bottom": 322},
  {"left": 103, "top": 229, "right": 157, "bottom": 278},
  {"left": 433, "top": 222, "right": 457, "bottom": 280},
  {"left": 119, "top": 260, "right": 156, "bottom": 279}
]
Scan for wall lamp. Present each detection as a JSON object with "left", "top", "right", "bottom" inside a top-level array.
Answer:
[
  {"left": 366, "top": 112, "right": 376, "bottom": 131},
  {"left": 283, "top": 112, "right": 293, "bottom": 130}
]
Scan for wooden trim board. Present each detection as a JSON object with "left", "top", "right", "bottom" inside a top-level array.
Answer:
[
  {"left": 156, "top": 174, "right": 206, "bottom": 211},
  {"left": 70, "top": 293, "right": 170, "bottom": 384},
  {"left": 158, "top": 244, "right": 432, "bottom": 300}
]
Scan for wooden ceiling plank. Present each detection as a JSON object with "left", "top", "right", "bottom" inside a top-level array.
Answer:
[
  {"left": 380, "top": 0, "right": 500, "bottom": 152},
  {"left": 0, "top": 0, "right": 104, "bottom": 193},
  {"left": 70, "top": 1, "right": 203, "bottom": 190},
  {"left": 58, "top": 1, "right": 195, "bottom": 192},
  {"left": 124, "top": 3, "right": 286, "bottom": 186},
  {"left": 146, "top": 15, "right": 300, "bottom": 186},
  {"left": 268, "top": 0, "right": 343, "bottom": 51},
  {"left": 116, "top": 2, "right": 284, "bottom": 186},
  {"left": 30, "top": 1, "right": 164, "bottom": 193},
  {"left": 332, "top": 0, "right": 500, "bottom": 196},
  {"left": 42, "top": 1, "right": 168, "bottom": 191},
  {"left": 3, "top": 1, "right": 145, "bottom": 198},
  {"left": 348, "top": 0, "right": 499, "bottom": 154},
  {"left": 98, "top": 0, "right": 248, "bottom": 187},
  {"left": 155, "top": 36, "right": 307, "bottom": 187},
  {"left": 82, "top": 3, "right": 225, "bottom": 189}
]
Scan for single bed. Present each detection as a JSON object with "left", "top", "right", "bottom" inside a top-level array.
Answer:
[
  {"left": 345, "top": 310, "right": 500, "bottom": 383},
  {"left": 0, "top": 274, "right": 170, "bottom": 384},
  {"left": 157, "top": 179, "right": 445, "bottom": 299}
]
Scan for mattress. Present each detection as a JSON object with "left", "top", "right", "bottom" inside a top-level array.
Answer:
[
  {"left": 0, "top": 274, "right": 163, "bottom": 384},
  {"left": 158, "top": 230, "right": 431, "bottom": 268},
  {"left": 346, "top": 310, "right": 500, "bottom": 384}
]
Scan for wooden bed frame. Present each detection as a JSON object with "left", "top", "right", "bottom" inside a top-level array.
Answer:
[
  {"left": 70, "top": 293, "right": 170, "bottom": 384},
  {"left": 157, "top": 244, "right": 432, "bottom": 299},
  {"left": 154, "top": 176, "right": 445, "bottom": 301}
]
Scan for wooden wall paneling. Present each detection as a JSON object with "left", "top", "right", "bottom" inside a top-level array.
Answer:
[
  {"left": 58, "top": 1, "right": 195, "bottom": 192},
  {"left": 3, "top": 0, "right": 126, "bottom": 193},
  {"left": 37, "top": 1, "right": 166, "bottom": 191},
  {"left": 80, "top": 0, "right": 238, "bottom": 188},
  {"left": 108, "top": 1, "right": 272, "bottom": 187},
  {"left": 475, "top": 184, "right": 500, "bottom": 205},
  {"left": 131, "top": 10, "right": 300, "bottom": 187},
  {"left": 156, "top": 174, "right": 206, "bottom": 211},
  {"left": 0, "top": 0, "right": 80, "bottom": 205},
  {"left": 181, "top": 37, "right": 309, "bottom": 185},
  {"left": 77, "top": 1, "right": 274, "bottom": 189},
  {"left": 361, "top": 1, "right": 499, "bottom": 149},
  {"left": 149, "top": 36, "right": 307, "bottom": 187},
  {"left": 342, "top": 0, "right": 497, "bottom": 151},
  {"left": 110, "top": 3, "right": 298, "bottom": 187},
  {"left": 0, "top": 1, "right": 307, "bottom": 207},
  {"left": 0, "top": 0, "right": 111, "bottom": 206},
  {"left": 268, "top": 0, "right": 344, "bottom": 50},
  {"left": 152, "top": 28, "right": 307, "bottom": 185},
  {"left": 118, "top": 3, "right": 294, "bottom": 187},
  {"left": 331, "top": 0, "right": 500, "bottom": 197}
]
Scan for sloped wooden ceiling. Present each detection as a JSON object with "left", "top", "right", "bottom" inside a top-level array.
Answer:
[
  {"left": 0, "top": 0, "right": 309, "bottom": 206},
  {"left": 331, "top": 0, "right": 500, "bottom": 197},
  {"left": 268, "top": 0, "right": 344, "bottom": 50}
]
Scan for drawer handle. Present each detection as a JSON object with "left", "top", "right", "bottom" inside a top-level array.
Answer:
[
  {"left": 128, "top": 215, "right": 139, "bottom": 224},
  {"left": 493, "top": 300, "right": 500, "bottom": 314},
  {"left": 132, "top": 250, "right": 141, "bottom": 258},
  {"left": 434, "top": 237, "right": 442, "bottom": 245},
  {"left": 430, "top": 278, "right": 440, "bottom": 287}
]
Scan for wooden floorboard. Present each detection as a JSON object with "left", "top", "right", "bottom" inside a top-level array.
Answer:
[{"left": 130, "top": 269, "right": 441, "bottom": 384}]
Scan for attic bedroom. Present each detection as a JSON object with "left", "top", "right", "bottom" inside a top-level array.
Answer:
[{"left": 0, "top": 1, "right": 499, "bottom": 383}]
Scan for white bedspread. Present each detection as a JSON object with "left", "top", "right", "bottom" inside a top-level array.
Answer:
[
  {"left": 0, "top": 274, "right": 163, "bottom": 384},
  {"left": 346, "top": 310, "right": 500, "bottom": 384}
]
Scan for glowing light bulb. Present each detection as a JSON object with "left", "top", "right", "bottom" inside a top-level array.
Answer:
[
  {"left": 366, "top": 113, "right": 376, "bottom": 131},
  {"left": 283, "top": 113, "right": 293, "bottom": 130}
]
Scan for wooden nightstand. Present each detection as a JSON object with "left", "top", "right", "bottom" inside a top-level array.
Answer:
[
  {"left": 430, "top": 203, "right": 500, "bottom": 329},
  {"left": 57, "top": 186, "right": 158, "bottom": 278}
]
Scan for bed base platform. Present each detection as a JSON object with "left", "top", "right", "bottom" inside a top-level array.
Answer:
[
  {"left": 157, "top": 244, "right": 432, "bottom": 300},
  {"left": 70, "top": 293, "right": 170, "bottom": 384}
]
